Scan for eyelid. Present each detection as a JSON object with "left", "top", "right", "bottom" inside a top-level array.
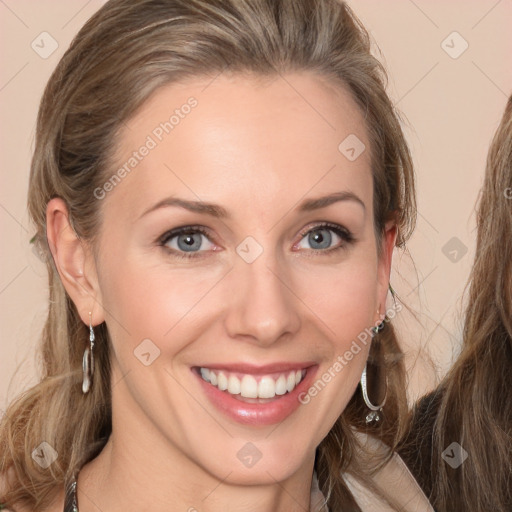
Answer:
[
  {"left": 158, "top": 224, "right": 214, "bottom": 246},
  {"left": 297, "top": 221, "right": 352, "bottom": 239},
  {"left": 293, "top": 221, "right": 354, "bottom": 251},
  {"left": 157, "top": 221, "right": 355, "bottom": 259},
  {"left": 158, "top": 224, "right": 218, "bottom": 260}
]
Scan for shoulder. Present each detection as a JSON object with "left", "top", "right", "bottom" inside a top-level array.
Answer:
[
  {"left": 345, "top": 431, "right": 435, "bottom": 512},
  {"left": 411, "top": 389, "right": 443, "bottom": 423},
  {"left": 400, "top": 388, "right": 443, "bottom": 456},
  {"left": 344, "top": 452, "right": 435, "bottom": 512},
  {"left": 3, "top": 494, "right": 65, "bottom": 512},
  {"left": 0, "top": 470, "right": 65, "bottom": 512},
  {"left": 397, "top": 389, "right": 444, "bottom": 501},
  {"left": 0, "top": 470, "right": 17, "bottom": 512}
]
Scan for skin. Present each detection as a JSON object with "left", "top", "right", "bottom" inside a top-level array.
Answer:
[{"left": 46, "top": 71, "right": 396, "bottom": 512}]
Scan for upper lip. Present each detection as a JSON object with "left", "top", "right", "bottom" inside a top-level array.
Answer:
[{"left": 194, "top": 362, "right": 317, "bottom": 375}]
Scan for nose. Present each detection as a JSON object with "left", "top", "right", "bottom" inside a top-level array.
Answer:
[{"left": 224, "top": 252, "right": 301, "bottom": 347}]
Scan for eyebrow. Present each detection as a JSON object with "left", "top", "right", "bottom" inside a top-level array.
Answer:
[
  {"left": 299, "top": 191, "right": 365, "bottom": 212},
  {"left": 138, "top": 191, "right": 365, "bottom": 220}
]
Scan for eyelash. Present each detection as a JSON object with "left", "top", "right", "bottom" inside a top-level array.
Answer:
[{"left": 157, "top": 222, "right": 355, "bottom": 260}]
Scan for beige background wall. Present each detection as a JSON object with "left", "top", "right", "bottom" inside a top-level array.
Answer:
[{"left": 1, "top": 0, "right": 511, "bottom": 411}]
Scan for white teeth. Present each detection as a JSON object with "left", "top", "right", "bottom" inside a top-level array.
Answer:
[
  {"left": 258, "top": 376, "right": 276, "bottom": 399},
  {"left": 286, "top": 372, "right": 296, "bottom": 392},
  {"left": 228, "top": 374, "right": 241, "bottom": 395},
  {"left": 200, "top": 367, "right": 210, "bottom": 382},
  {"left": 217, "top": 371, "right": 228, "bottom": 391},
  {"left": 240, "top": 375, "right": 258, "bottom": 398},
  {"left": 198, "top": 367, "right": 307, "bottom": 399},
  {"left": 275, "top": 375, "right": 287, "bottom": 395}
]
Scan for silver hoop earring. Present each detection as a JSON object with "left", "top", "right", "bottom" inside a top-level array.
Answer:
[
  {"left": 82, "top": 312, "right": 95, "bottom": 394},
  {"left": 360, "top": 363, "right": 386, "bottom": 424}
]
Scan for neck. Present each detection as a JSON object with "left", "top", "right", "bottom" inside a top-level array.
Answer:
[
  {"left": 77, "top": 438, "right": 316, "bottom": 511},
  {"left": 76, "top": 395, "right": 317, "bottom": 511}
]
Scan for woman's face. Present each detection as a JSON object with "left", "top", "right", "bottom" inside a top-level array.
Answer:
[{"left": 87, "top": 72, "right": 394, "bottom": 484}]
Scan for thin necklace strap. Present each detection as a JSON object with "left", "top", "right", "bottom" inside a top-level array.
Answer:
[{"left": 64, "top": 473, "right": 79, "bottom": 512}]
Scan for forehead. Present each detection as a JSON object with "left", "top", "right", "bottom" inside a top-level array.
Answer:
[{"left": 103, "top": 71, "right": 373, "bottom": 223}]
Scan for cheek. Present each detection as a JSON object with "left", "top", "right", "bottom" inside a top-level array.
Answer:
[
  {"left": 293, "top": 260, "right": 378, "bottom": 343},
  {"left": 97, "top": 253, "right": 222, "bottom": 357},
  {"left": 292, "top": 260, "right": 377, "bottom": 418},
  {"left": 97, "top": 240, "right": 379, "bottom": 372},
  {"left": 100, "top": 257, "right": 378, "bottom": 332}
]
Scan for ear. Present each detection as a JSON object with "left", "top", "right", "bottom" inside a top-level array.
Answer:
[
  {"left": 375, "top": 220, "right": 397, "bottom": 323},
  {"left": 46, "top": 197, "right": 104, "bottom": 326}
]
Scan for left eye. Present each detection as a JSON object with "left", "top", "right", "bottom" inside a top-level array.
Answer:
[{"left": 296, "top": 225, "right": 350, "bottom": 251}]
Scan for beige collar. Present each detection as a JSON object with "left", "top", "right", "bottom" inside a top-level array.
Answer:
[
  {"left": 310, "top": 433, "right": 433, "bottom": 512},
  {"left": 345, "top": 432, "right": 434, "bottom": 512}
]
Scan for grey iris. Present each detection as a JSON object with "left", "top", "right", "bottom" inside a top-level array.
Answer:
[
  {"left": 177, "top": 233, "right": 202, "bottom": 251},
  {"left": 309, "top": 228, "right": 331, "bottom": 250}
]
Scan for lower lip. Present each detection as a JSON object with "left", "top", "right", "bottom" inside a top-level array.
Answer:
[{"left": 192, "top": 365, "right": 319, "bottom": 426}]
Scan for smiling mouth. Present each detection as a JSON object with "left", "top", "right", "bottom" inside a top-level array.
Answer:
[{"left": 193, "top": 366, "right": 308, "bottom": 402}]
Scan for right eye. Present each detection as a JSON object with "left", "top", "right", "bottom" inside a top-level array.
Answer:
[{"left": 158, "top": 226, "right": 217, "bottom": 259}]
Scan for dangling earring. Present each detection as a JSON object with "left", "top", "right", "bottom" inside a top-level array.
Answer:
[
  {"left": 361, "top": 308, "right": 386, "bottom": 423},
  {"left": 82, "top": 312, "right": 95, "bottom": 394},
  {"left": 360, "top": 363, "right": 387, "bottom": 424}
]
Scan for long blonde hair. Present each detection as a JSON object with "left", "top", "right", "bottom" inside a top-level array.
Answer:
[
  {"left": 400, "top": 96, "right": 512, "bottom": 511},
  {"left": 0, "top": 1, "right": 416, "bottom": 510},
  {"left": 436, "top": 97, "right": 512, "bottom": 511}
]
